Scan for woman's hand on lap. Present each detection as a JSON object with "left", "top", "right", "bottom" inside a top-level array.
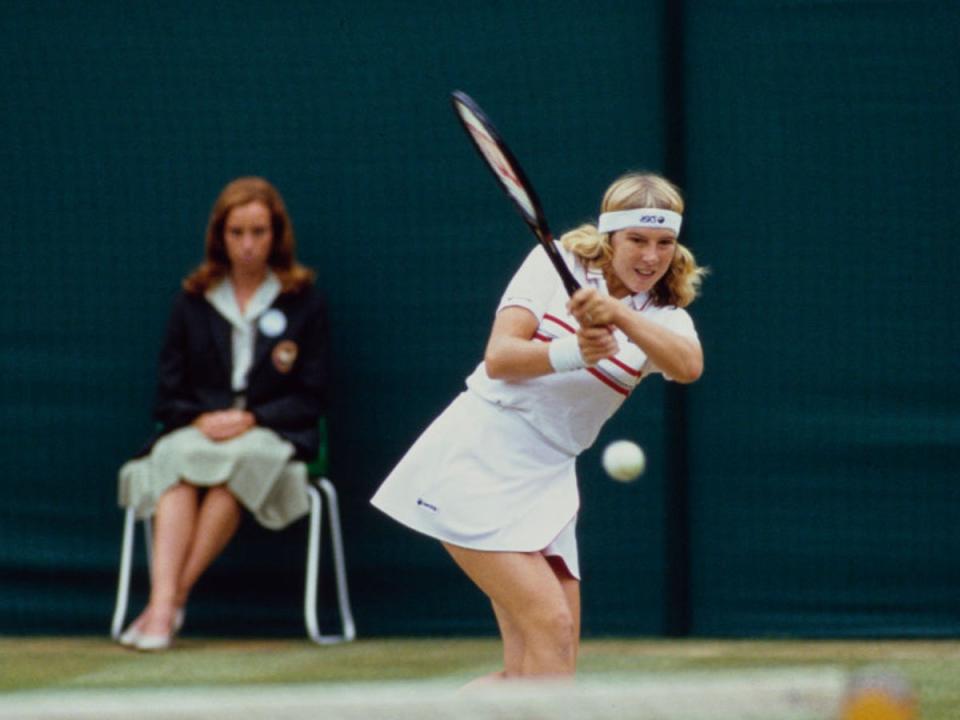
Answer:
[{"left": 194, "top": 410, "right": 255, "bottom": 441}]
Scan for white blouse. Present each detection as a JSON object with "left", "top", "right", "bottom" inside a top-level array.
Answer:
[{"left": 205, "top": 272, "right": 281, "bottom": 392}]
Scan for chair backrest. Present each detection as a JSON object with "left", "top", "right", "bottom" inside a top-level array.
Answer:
[{"left": 306, "top": 417, "right": 329, "bottom": 477}]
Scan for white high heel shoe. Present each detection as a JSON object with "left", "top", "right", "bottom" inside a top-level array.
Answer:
[
  {"left": 118, "top": 622, "right": 143, "bottom": 648},
  {"left": 119, "top": 608, "right": 185, "bottom": 650},
  {"left": 134, "top": 631, "right": 173, "bottom": 652},
  {"left": 134, "top": 608, "right": 186, "bottom": 652}
]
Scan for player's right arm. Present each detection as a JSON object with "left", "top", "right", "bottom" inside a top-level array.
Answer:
[
  {"left": 567, "top": 288, "right": 702, "bottom": 384},
  {"left": 484, "top": 307, "right": 617, "bottom": 381}
]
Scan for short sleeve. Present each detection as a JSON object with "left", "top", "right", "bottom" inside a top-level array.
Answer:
[
  {"left": 658, "top": 307, "right": 698, "bottom": 341},
  {"left": 641, "top": 307, "right": 700, "bottom": 379},
  {"left": 496, "top": 246, "right": 560, "bottom": 320}
]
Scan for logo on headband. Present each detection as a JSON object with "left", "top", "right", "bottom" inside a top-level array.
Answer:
[{"left": 597, "top": 209, "right": 682, "bottom": 235}]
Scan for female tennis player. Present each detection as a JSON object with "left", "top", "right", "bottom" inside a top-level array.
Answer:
[
  {"left": 371, "top": 172, "right": 706, "bottom": 679},
  {"left": 116, "top": 177, "right": 328, "bottom": 650}
]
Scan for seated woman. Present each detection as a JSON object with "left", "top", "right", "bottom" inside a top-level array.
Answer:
[{"left": 117, "top": 177, "right": 328, "bottom": 651}]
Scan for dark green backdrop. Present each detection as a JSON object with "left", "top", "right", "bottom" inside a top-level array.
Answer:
[{"left": 1, "top": 1, "right": 957, "bottom": 638}]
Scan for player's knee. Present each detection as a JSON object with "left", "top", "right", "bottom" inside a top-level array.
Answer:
[{"left": 525, "top": 606, "right": 575, "bottom": 650}]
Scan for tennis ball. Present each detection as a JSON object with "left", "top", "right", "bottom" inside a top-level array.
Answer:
[{"left": 602, "top": 440, "right": 646, "bottom": 482}]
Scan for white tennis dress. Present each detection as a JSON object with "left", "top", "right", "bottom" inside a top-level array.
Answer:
[{"left": 370, "top": 243, "right": 698, "bottom": 579}]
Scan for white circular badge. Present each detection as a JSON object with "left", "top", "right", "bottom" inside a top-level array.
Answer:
[{"left": 258, "top": 309, "right": 287, "bottom": 337}]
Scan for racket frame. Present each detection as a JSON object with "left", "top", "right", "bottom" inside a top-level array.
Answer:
[{"left": 450, "top": 90, "right": 582, "bottom": 297}]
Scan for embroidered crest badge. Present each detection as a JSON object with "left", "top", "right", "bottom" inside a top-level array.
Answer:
[{"left": 272, "top": 340, "right": 298, "bottom": 374}]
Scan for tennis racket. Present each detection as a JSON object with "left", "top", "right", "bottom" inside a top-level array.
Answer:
[{"left": 450, "top": 90, "right": 581, "bottom": 297}]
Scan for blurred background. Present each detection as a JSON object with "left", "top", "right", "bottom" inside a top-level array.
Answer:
[{"left": 1, "top": 0, "right": 957, "bottom": 639}]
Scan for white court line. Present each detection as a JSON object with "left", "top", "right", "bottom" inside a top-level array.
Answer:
[{"left": 0, "top": 669, "right": 847, "bottom": 720}]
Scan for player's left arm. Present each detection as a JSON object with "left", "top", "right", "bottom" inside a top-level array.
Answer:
[
  {"left": 484, "top": 306, "right": 617, "bottom": 381},
  {"left": 568, "top": 289, "right": 703, "bottom": 384}
]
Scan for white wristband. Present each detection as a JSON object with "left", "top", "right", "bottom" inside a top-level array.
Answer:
[{"left": 548, "top": 335, "right": 587, "bottom": 373}]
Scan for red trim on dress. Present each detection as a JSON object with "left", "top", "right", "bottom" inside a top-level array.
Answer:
[
  {"left": 587, "top": 368, "right": 629, "bottom": 396},
  {"left": 542, "top": 313, "right": 575, "bottom": 334},
  {"left": 607, "top": 356, "right": 642, "bottom": 377}
]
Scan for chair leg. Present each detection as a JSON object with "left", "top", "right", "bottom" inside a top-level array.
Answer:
[
  {"left": 304, "top": 479, "right": 356, "bottom": 644},
  {"left": 319, "top": 478, "right": 356, "bottom": 642},
  {"left": 110, "top": 507, "right": 138, "bottom": 640},
  {"left": 111, "top": 510, "right": 154, "bottom": 641},
  {"left": 304, "top": 485, "right": 322, "bottom": 643}
]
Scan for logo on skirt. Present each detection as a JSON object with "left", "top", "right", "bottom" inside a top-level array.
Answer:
[{"left": 416, "top": 498, "right": 438, "bottom": 512}]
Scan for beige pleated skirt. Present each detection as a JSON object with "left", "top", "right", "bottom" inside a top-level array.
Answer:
[{"left": 118, "top": 426, "right": 309, "bottom": 530}]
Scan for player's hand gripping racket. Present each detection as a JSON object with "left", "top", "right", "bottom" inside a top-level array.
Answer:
[{"left": 450, "top": 90, "right": 581, "bottom": 297}]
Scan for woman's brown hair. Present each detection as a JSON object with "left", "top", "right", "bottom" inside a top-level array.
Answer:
[{"left": 183, "top": 177, "right": 314, "bottom": 294}]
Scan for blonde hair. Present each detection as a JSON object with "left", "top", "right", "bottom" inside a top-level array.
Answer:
[
  {"left": 183, "top": 177, "right": 314, "bottom": 294},
  {"left": 560, "top": 172, "right": 706, "bottom": 308}
]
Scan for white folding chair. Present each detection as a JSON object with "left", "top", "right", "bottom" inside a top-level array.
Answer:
[
  {"left": 304, "top": 477, "right": 356, "bottom": 643},
  {"left": 110, "top": 473, "right": 356, "bottom": 644}
]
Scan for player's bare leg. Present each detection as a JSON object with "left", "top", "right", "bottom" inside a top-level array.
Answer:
[
  {"left": 463, "top": 561, "right": 576, "bottom": 686},
  {"left": 444, "top": 544, "right": 576, "bottom": 678},
  {"left": 494, "top": 599, "right": 526, "bottom": 676},
  {"left": 459, "top": 600, "right": 525, "bottom": 689},
  {"left": 547, "top": 555, "right": 580, "bottom": 666}
]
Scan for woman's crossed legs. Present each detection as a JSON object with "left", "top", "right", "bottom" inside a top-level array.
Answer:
[{"left": 130, "top": 481, "right": 243, "bottom": 639}]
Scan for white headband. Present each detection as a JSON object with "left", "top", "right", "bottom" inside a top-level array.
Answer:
[{"left": 597, "top": 208, "right": 683, "bottom": 236}]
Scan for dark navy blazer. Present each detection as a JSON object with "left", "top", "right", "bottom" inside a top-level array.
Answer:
[{"left": 147, "top": 284, "right": 329, "bottom": 461}]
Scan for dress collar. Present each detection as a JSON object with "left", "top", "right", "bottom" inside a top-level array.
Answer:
[
  {"left": 586, "top": 264, "right": 652, "bottom": 310},
  {"left": 627, "top": 291, "right": 653, "bottom": 310},
  {"left": 205, "top": 271, "right": 281, "bottom": 329}
]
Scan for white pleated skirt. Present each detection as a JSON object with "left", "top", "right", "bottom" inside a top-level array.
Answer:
[
  {"left": 118, "top": 426, "right": 310, "bottom": 530},
  {"left": 371, "top": 390, "right": 581, "bottom": 578}
]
